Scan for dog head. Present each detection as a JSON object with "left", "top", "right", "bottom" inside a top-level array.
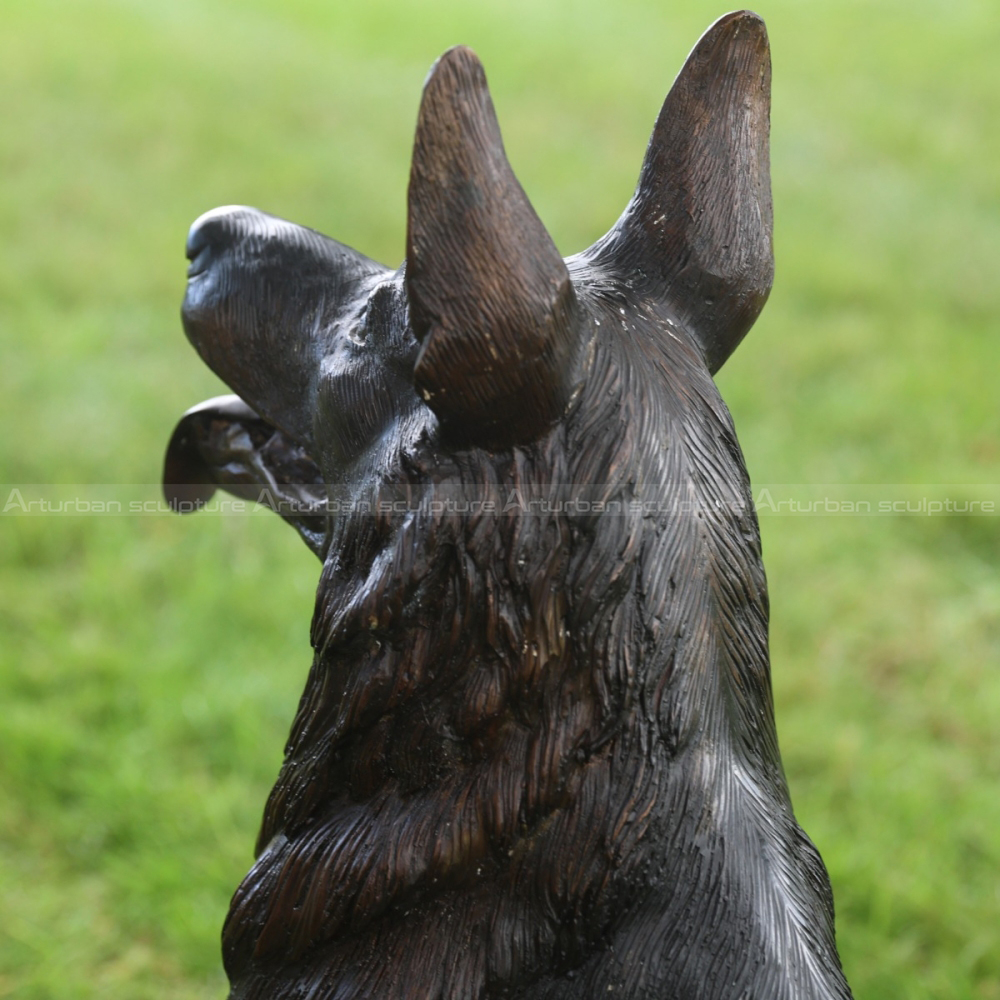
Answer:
[{"left": 164, "top": 11, "right": 772, "bottom": 546}]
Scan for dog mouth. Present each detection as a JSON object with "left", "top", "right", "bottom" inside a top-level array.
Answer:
[
  {"left": 165, "top": 205, "right": 372, "bottom": 561},
  {"left": 165, "top": 204, "right": 402, "bottom": 560},
  {"left": 163, "top": 394, "right": 330, "bottom": 559}
]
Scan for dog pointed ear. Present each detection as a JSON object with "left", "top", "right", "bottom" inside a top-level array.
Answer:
[
  {"left": 406, "top": 46, "right": 583, "bottom": 447},
  {"left": 587, "top": 10, "right": 773, "bottom": 374}
]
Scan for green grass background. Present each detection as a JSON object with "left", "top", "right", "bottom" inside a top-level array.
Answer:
[{"left": 1, "top": 0, "right": 998, "bottom": 996}]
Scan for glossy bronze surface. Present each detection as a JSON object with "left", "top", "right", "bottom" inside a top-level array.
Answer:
[{"left": 164, "top": 12, "right": 853, "bottom": 999}]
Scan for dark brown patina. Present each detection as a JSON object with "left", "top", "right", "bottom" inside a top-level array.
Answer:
[{"left": 164, "top": 12, "right": 853, "bottom": 999}]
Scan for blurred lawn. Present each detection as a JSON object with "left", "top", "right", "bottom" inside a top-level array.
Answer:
[{"left": 1, "top": 0, "right": 998, "bottom": 997}]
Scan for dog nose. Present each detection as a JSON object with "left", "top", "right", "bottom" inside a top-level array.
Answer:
[{"left": 185, "top": 206, "right": 262, "bottom": 278}]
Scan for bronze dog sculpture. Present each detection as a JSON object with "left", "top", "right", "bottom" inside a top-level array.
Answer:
[{"left": 164, "top": 11, "right": 853, "bottom": 998}]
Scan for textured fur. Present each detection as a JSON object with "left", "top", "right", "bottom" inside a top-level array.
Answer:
[
  {"left": 165, "top": 14, "right": 853, "bottom": 999},
  {"left": 219, "top": 286, "right": 848, "bottom": 1000}
]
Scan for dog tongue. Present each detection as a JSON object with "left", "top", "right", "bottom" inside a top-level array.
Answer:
[
  {"left": 162, "top": 395, "right": 259, "bottom": 512},
  {"left": 162, "top": 394, "right": 330, "bottom": 558}
]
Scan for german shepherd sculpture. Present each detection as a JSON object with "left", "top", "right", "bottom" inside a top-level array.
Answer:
[{"left": 164, "top": 11, "right": 853, "bottom": 999}]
